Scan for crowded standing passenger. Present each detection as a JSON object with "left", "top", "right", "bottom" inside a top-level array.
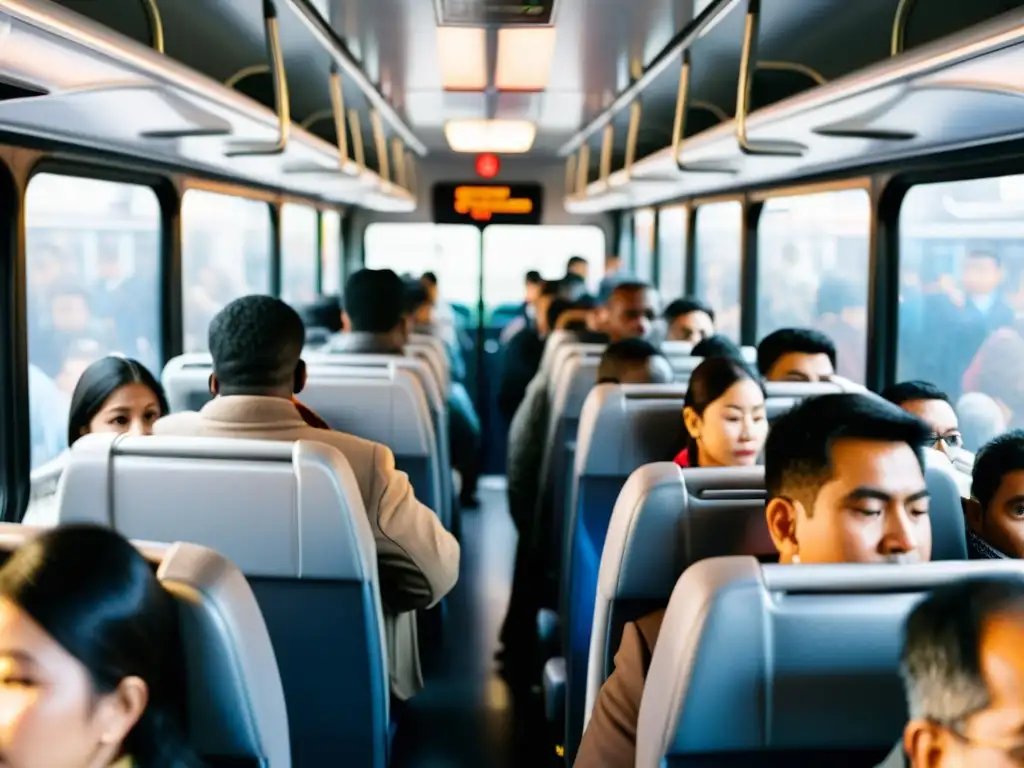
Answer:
[
  {"left": 577, "top": 393, "right": 933, "bottom": 767},
  {"left": 154, "top": 294, "right": 459, "bottom": 701}
]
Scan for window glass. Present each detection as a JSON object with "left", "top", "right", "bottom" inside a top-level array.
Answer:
[
  {"left": 25, "top": 174, "right": 161, "bottom": 470},
  {"left": 181, "top": 191, "right": 271, "bottom": 353},
  {"left": 694, "top": 201, "right": 742, "bottom": 340},
  {"left": 656, "top": 205, "right": 687, "bottom": 301},
  {"left": 481, "top": 225, "right": 605, "bottom": 315},
  {"left": 364, "top": 223, "right": 481, "bottom": 324},
  {"left": 899, "top": 175, "right": 1024, "bottom": 451},
  {"left": 280, "top": 203, "right": 318, "bottom": 305},
  {"left": 633, "top": 209, "right": 656, "bottom": 283},
  {"left": 618, "top": 212, "right": 633, "bottom": 267},
  {"left": 758, "top": 189, "right": 871, "bottom": 382},
  {"left": 321, "top": 210, "right": 342, "bottom": 294}
]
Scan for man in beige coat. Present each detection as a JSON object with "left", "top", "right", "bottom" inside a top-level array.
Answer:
[{"left": 155, "top": 294, "right": 459, "bottom": 701}]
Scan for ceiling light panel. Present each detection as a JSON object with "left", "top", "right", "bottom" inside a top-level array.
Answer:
[
  {"left": 437, "top": 27, "right": 487, "bottom": 91},
  {"left": 444, "top": 119, "right": 537, "bottom": 153},
  {"left": 496, "top": 27, "right": 557, "bottom": 91}
]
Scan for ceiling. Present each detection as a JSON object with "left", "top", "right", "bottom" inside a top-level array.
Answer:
[{"left": 325, "top": 0, "right": 694, "bottom": 155}]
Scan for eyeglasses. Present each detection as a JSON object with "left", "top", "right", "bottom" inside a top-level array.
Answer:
[{"left": 930, "top": 432, "right": 964, "bottom": 450}]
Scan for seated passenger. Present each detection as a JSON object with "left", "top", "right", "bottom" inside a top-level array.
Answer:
[
  {"left": 965, "top": 430, "right": 1024, "bottom": 560},
  {"left": 881, "top": 576, "right": 1024, "bottom": 768},
  {"left": 882, "top": 380, "right": 964, "bottom": 459},
  {"left": 0, "top": 524, "right": 201, "bottom": 767},
  {"left": 664, "top": 297, "right": 715, "bottom": 344},
  {"left": 597, "top": 339, "right": 673, "bottom": 385},
  {"left": 673, "top": 356, "right": 767, "bottom": 469},
  {"left": 691, "top": 333, "right": 743, "bottom": 360},
  {"left": 576, "top": 393, "right": 932, "bottom": 768},
  {"left": 298, "top": 294, "right": 343, "bottom": 347},
  {"left": 25, "top": 356, "right": 169, "bottom": 527},
  {"left": 757, "top": 327, "right": 837, "bottom": 382},
  {"left": 154, "top": 295, "right": 459, "bottom": 701},
  {"left": 498, "top": 280, "right": 557, "bottom": 426},
  {"left": 333, "top": 268, "right": 411, "bottom": 354}
]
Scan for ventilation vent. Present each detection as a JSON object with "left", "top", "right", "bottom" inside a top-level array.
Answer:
[{"left": 435, "top": 0, "right": 556, "bottom": 26}]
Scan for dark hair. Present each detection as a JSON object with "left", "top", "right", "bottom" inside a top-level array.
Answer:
[
  {"left": 547, "top": 297, "right": 574, "bottom": 332},
  {"left": 540, "top": 280, "right": 561, "bottom": 298},
  {"left": 525, "top": 270, "right": 543, "bottom": 284},
  {"left": 683, "top": 357, "right": 764, "bottom": 461},
  {"left": 664, "top": 297, "right": 715, "bottom": 324},
  {"left": 0, "top": 525, "right": 202, "bottom": 767},
  {"left": 971, "top": 429, "right": 1024, "bottom": 514},
  {"left": 567, "top": 256, "right": 587, "bottom": 270},
  {"left": 757, "top": 327, "right": 837, "bottom": 376},
  {"left": 404, "top": 280, "right": 431, "bottom": 313},
  {"left": 297, "top": 294, "right": 343, "bottom": 334},
  {"left": 606, "top": 280, "right": 651, "bottom": 306},
  {"left": 68, "top": 357, "right": 169, "bottom": 448},
  {"left": 598, "top": 338, "right": 667, "bottom": 383},
  {"left": 421, "top": 271, "right": 438, "bottom": 286},
  {"left": 900, "top": 576, "right": 1024, "bottom": 723},
  {"left": 573, "top": 294, "right": 598, "bottom": 311},
  {"left": 765, "top": 393, "right": 930, "bottom": 508},
  {"left": 692, "top": 334, "right": 743, "bottom": 360},
  {"left": 208, "top": 295, "right": 305, "bottom": 390},
  {"left": 343, "top": 268, "right": 408, "bottom": 333},
  {"left": 882, "top": 380, "right": 951, "bottom": 408},
  {"left": 559, "top": 273, "right": 588, "bottom": 302}
]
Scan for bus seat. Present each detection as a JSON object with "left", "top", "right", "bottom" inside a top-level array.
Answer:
[
  {"left": 539, "top": 330, "right": 579, "bottom": 377},
  {"left": 408, "top": 336, "right": 449, "bottom": 393},
  {"left": 301, "top": 364, "right": 445, "bottom": 527},
  {"left": 0, "top": 524, "right": 293, "bottom": 767},
  {"left": 54, "top": 434, "right": 390, "bottom": 768},
  {"left": 635, "top": 556, "right": 1024, "bottom": 767}
]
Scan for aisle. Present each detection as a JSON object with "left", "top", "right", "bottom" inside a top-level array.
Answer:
[{"left": 390, "top": 477, "right": 558, "bottom": 767}]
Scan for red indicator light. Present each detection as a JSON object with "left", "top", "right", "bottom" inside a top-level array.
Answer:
[{"left": 475, "top": 153, "right": 501, "bottom": 179}]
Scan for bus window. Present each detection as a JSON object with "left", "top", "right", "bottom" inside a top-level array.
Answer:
[
  {"left": 280, "top": 203, "right": 318, "bottom": 305},
  {"left": 364, "top": 223, "right": 481, "bottom": 324},
  {"left": 322, "top": 210, "right": 342, "bottom": 294},
  {"left": 181, "top": 191, "right": 272, "bottom": 353},
  {"left": 656, "top": 205, "right": 686, "bottom": 302},
  {"left": 694, "top": 201, "right": 742, "bottom": 341},
  {"left": 618, "top": 212, "right": 633, "bottom": 266},
  {"left": 481, "top": 225, "right": 605, "bottom": 316},
  {"left": 25, "top": 173, "right": 161, "bottom": 470},
  {"left": 758, "top": 188, "right": 870, "bottom": 383},
  {"left": 899, "top": 175, "right": 1024, "bottom": 451},
  {"left": 633, "top": 209, "right": 655, "bottom": 284}
]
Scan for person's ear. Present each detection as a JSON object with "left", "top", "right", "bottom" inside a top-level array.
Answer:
[
  {"left": 766, "top": 497, "right": 800, "bottom": 563},
  {"left": 209, "top": 373, "right": 219, "bottom": 396},
  {"left": 682, "top": 406, "right": 702, "bottom": 439},
  {"left": 964, "top": 496, "right": 984, "bottom": 535},
  {"left": 93, "top": 676, "right": 148, "bottom": 753},
  {"left": 293, "top": 359, "right": 307, "bottom": 395},
  {"left": 341, "top": 311, "right": 351, "bottom": 332},
  {"left": 904, "top": 719, "right": 948, "bottom": 768}
]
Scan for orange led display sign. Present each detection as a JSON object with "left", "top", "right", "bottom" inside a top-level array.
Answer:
[
  {"left": 454, "top": 185, "right": 533, "bottom": 221},
  {"left": 433, "top": 182, "right": 543, "bottom": 225}
]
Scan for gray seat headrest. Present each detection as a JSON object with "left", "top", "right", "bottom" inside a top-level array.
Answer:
[{"left": 635, "top": 556, "right": 1024, "bottom": 767}]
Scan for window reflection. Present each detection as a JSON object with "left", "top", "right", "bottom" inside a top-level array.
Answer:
[
  {"left": 694, "top": 201, "right": 742, "bottom": 341},
  {"left": 280, "top": 204, "right": 318, "bottom": 305},
  {"left": 656, "top": 206, "right": 686, "bottom": 302}
]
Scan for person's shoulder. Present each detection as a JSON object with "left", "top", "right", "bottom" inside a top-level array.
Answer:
[{"left": 152, "top": 410, "right": 203, "bottom": 434}]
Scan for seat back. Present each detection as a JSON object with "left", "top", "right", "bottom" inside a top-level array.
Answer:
[
  {"left": 54, "top": 434, "right": 389, "bottom": 768},
  {"left": 410, "top": 332, "right": 450, "bottom": 388},
  {"left": 539, "top": 330, "right": 579, "bottom": 376},
  {"left": 636, "top": 557, "right": 1024, "bottom": 767},
  {"left": 0, "top": 524, "right": 292, "bottom": 767},
  {"left": 301, "top": 362, "right": 445, "bottom": 525}
]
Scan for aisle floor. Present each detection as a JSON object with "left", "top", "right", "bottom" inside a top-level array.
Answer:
[{"left": 390, "top": 478, "right": 558, "bottom": 767}]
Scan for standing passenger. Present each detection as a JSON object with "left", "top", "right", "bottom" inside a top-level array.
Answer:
[{"left": 154, "top": 295, "right": 459, "bottom": 701}]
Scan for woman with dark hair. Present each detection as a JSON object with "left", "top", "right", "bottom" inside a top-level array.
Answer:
[
  {"left": 674, "top": 355, "right": 768, "bottom": 468},
  {"left": 26, "top": 357, "right": 168, "bottom": 525},
  {"left": 0, "top": 524, "right": 202, "bottom": 767}
]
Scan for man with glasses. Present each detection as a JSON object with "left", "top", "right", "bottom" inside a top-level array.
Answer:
[
  {"left": 883, "top": 381, "right": 965, "bottom": 458},
  {"left": 884, "top": 576, "right": 1024, "bottom": 767}
]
